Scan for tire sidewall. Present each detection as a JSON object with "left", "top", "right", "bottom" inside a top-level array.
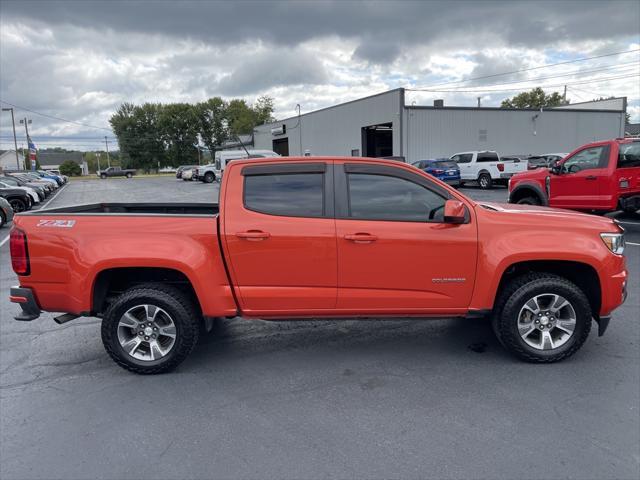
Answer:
[
  {"left": 102, "top": 290, "right": 195, "bottom": 371},
  {"left": 517, "top": 196, "right": 541, "bottom": 206},
  {"left": 479, "top": 173, "right": 492, "bottom": 189},
  {"left": 500, "top": 280, "right": 591, "bottom": 360},
  {"left": 205, "top": 172, "right": 214, "bottom": 183}
]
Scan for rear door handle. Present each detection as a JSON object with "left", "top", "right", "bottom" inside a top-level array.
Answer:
[
  {"left": 344, "top": 233, "right": 378, "bottom": 243},
  {"left": 585, "top": 175, "right": 598, "bottom": 180},
  {"left": 236, "top": 230, "right": 270, "bottom": 240}
]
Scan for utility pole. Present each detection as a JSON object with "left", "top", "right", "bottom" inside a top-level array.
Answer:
[
  {"left": 1, "top": 107, "right": 20, "bottom": 168},
  {"left": 104, "top": 136, "right": 111, "bottom": 168},
  {"left": 20, "top": 117, "right": 32, "bottom": 170},
  {"left": 96, "top": 152, "right": 101, "bottom": 173},
  {"left": 477, "top": 97, "right": 481, "bottom": 108},
  {"left": 296, "top": 104, "right": 302, "bottom": 155},
  {"left": 563, "top": 85, "right": 567, "bottom": 104}
]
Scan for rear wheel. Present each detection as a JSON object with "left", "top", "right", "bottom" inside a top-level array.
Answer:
[
  {"left": 204, "top": 172, "right": 215, "bottom": 183},
  {"left": 0, "top": 210, "right": 6, "bottom": 228},
  {"left": 516, "top": 196, "right": 541, "bottom": 206},
  {"left": 9, "top": 198, "right": 27, "bottom": 213},
  {"left": 101, "top": 284, "right": 200, "bottom": 374},
  {"left": 493, "top": 273, "right": 591, "bottom": 363},
  {"left": 100, "top": 173, "right": 107, "bottom": 179},
  {"left": 478, "top": 173, "right": 493, "bottom": 189}
]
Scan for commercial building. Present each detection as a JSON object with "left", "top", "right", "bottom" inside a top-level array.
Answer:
[
  {"left": 0, "top": 149, "right": 26, "bottom": 170},
  {"left": 38, "top": 151, "right": 89, "bottom": 175},
  {"left": 253, "top": 89, "right": 626, "bottom": 162}
]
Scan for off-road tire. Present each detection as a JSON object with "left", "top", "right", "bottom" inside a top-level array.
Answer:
[
  {"left": 478, "top": 172, "right": 493, "bottom": 189},
  {"left": 101, "top": 283, "right": 200, "bottom": 374},
  {"left": 492, "top": 272, "right": 591, "bottom": 363},
  {"left": 204, "top": 172, "right": 215, "bottom": 184},
  {"left": 516, "top": 196, "right": 541, "bottom": 206},
  {"left": 0, "top": 210, "right": 6, "bottom": 228}
]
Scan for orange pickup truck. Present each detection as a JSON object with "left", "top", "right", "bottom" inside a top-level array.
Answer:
[{"left": 10, "top": 157, "right": 628, "bottom": 374}]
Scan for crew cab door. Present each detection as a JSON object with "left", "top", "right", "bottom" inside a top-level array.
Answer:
[
  {"left": 222, "top": 162, "right": 337, "bottom": 314},
  {"left": 451, "top": 153, "right": 474, "bottom": 180},
  {"left": 334, "top": 162, "right": 477, "bottom": 314},
  {"left": 549, "top": 143, "right": 610, "bottom": 210}
]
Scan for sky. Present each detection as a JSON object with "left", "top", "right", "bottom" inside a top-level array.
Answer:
[{"left": 0, "top": 0, "right": 639, "bottom": 151}]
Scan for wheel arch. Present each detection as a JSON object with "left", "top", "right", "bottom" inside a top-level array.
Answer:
[
  {"left": 92, "top": 267, "right": 202, "bottom": 317},
  {"left": 494, "top": 260, "right": 601, "bottom": 318},
  {"left": 509, "top": 182, "right": 548, "bottom": 206}
]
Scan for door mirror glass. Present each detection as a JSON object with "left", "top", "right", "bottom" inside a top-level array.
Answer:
[{"left": 444, "top": 200, "right": 466, "bottom": 224}]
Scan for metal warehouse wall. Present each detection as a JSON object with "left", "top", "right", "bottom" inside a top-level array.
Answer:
[
  {"left": 254, "top": 89, "right": 403, "bottom": 157},
  {"left": 403, "top": 107, "right": 625, "bottom": 161}
]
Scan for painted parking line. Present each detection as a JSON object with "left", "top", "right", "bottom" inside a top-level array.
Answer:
[
  {"left": 628, "top": 242, "right": 640, "bottom": 246},
  {"left": 0, "top": 183, "right": 68, "bottom": 248}
]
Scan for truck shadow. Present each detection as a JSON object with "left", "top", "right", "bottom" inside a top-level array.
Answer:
[{"left": 187, "top": 316, "right": 510, "bottom": 369}]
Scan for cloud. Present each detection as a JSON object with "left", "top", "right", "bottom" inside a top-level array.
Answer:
[
  {"left": 216, "top": 48, "right": 329, "bottom": 96},
  {"left": 0, "top": 0, "right": 639, "bottom": 149}
]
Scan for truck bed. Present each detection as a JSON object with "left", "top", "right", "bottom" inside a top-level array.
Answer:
[{"left": 25, "top": 202, "right": 219, "bottom": 216}]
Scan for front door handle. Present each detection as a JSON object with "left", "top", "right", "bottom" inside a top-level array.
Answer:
[
  {"left": 344, "top": 233, "right": 378, "bottom": 243},
  {"left": 585, "top": 175, "right": 598, "bottom": 180},
  {"left": 236, "top": 230, "right": 270, "bottom": 240}
]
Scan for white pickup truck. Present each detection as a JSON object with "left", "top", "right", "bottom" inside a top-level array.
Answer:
[
  {"left": 195, "top": 149, "right": 280, "bottom": 183},
  {"left": 450, "top": 151, "right": 528, "bottom": 189}
]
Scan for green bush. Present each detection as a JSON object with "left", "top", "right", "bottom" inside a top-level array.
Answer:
[{"left": 59, "top": 160, "right": 82, "bottom": 176}]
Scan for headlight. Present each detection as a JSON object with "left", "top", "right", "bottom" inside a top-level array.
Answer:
[{"left": 600, "top": 233, "right": 625, "bottom": 255}]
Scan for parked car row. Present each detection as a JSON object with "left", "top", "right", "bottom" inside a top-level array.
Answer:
[
  {"left": 0, "top": 195, "right": 14, "bottom": 228},
  {"left": 0, "top": 169, "right": 67, "bottom": 213},
  {"left": 177, "top": 150, "right": 281, "bottom": 183}
]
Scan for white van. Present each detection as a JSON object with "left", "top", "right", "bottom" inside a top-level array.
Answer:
[{"left": 195, "top": 149, "right": 280, "bottom": 183}]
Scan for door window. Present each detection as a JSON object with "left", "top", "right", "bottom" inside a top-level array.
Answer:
[
  {"left": 562, "top": 146, "right": 609, "bottom": 173},
  {"left": 347, "top": 173, "right": 446, "bottom": 222},
  {"left": 452, "top": 154, "right": 472, "bottom": 163},
  {"left": 244, "top": 173, "right": 324, "bottom": 217},
  {"left": 617, "top": 143, "right": 640, "bottom": 168}
]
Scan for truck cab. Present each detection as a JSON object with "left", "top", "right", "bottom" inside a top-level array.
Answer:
[
  {"left": 451, "top": 151, "right": 528, "bottom": 189},
  {"left": 195, "top": 150, "right": 280, "bottom": 183},
  {"left": 509, "top": 138, "right": 640, "bottom": 213}
]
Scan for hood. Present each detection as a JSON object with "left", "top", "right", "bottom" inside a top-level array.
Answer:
[
  {"left": 512, "top": 168, "right": 549, "bottom": 181},
  {"left": 477, "top": 202, "right": 621, "bottom": 230}
]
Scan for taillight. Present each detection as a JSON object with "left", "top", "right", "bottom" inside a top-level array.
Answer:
[
  {"left": 10, "top": 228, "right": 30, "bottom": 275},
  {"left": 497, "top": 163, "right": 505, "bottom": 172}
]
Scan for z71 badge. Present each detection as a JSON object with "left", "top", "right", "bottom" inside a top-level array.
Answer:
[{"left": 36, "top": 219, "right": 76, "bottom": 228}]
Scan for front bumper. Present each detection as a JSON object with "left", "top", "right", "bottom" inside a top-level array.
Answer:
[{"left": 10, "top": 286, "right": 41, "bottom": 321}]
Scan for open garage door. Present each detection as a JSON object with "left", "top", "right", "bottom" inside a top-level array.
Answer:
[
  {"left": 362, "top": 123, "right": 393, "bottom": 158},
  {"left": 272, "top": 138, "right": 289, "bottom": 156}
]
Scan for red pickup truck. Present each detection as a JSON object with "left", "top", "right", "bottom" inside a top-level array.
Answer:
[
  {"left": 10, "top": 157, "right": 628, "bottom": 374},
  {"left": 508, "top": 138, "right": 640, "bottom": 213}
]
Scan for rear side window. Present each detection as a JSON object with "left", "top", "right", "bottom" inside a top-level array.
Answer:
[
  {"left": 618, "top": 143, "right": 640, "bottom": 168},
  {"left": 347, "top": 173, "right": 446, "bottom": 222},
  {"left": 477, "top": 152, "right": 498, "bottom": 162},
  {"left": 244, "top": 173, "right": 324, "bottom": 217}
]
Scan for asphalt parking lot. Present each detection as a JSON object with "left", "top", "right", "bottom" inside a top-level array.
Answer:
[{"left": 1, "top": 177, "right": 639, "bottom": 480}]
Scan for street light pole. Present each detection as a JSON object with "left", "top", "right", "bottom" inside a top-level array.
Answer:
[
  {"left": 104, "top": 136, "right": 111, "bottom": 168},
  {"left": 1, "top": 107, "right": 20, "bottom": 168},
  {"left": 20, "top": 117, "right": 32, "bottom": 170}
]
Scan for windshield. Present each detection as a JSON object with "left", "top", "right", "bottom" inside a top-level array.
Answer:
[{"left": 433, "top": 161, "right": 457, "bottom": 169}]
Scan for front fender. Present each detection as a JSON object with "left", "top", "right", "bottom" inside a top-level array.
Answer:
[{"left": 509, "top": 181, "right": 548, "bottom": 205}]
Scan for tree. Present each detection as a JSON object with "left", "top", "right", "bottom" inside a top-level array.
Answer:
[
  {"left": 159, "top": 103, "right": 200, "bottom": 166},
  {"left": 253, "top": 96, "right": 275, "bottom": 125},
  {"left": 501, "top": 88, "right": 566, "bottom": 109},
  {"left": 59, "top": 160, "right": 82, "bottom": 176},
  {"left": 197, "top": 97, "right": 228, "bottom": 155}
]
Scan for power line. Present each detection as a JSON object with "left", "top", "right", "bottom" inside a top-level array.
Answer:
[
  {"left": 411, "top": 48, "right": 640, "bottom": 89},
  {"left": 0, "top": 100, "right": 113, "bottom": 131},
  {"left": 407, "top": 72, "right": 640, "bottom": 93}
]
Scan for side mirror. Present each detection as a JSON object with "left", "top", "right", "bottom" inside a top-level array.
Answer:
[
  {"left": 444, "top": 200, "right": 466, "bottom": 224},
  {"left": 550, "top": 161, "right": 561, "bottom": 174}
]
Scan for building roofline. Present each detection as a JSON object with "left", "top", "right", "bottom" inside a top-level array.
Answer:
[
  {"left": 554, "top": 96, "right": 626, "bottom": 107},
  {"left": 255, "top": 88, "right": 405, "bottom": 129},
  {"left": 405, "top": 105, "right": 623, "bottom": 114}
]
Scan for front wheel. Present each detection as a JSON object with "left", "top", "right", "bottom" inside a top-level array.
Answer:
[
  {"left": 126, "top": 172, "right": 133, "bottom": 178},
  {"left": 100, "top": 174, "right": 107, "bottom": 179},
  {"left": 101, "top": 284, "right": 200, "bottom": 374},
  {"left": 478, "top": 173, "right": 493, "bottom": 189},
  {"left": 493, "top": 273, "right": 591, "bottom": 363},
  {"left": 516, "top": 196, "right": 541, "bottom": 206},
  {"left": 204, "top": 172, "right": 215, "bottom": 183}
]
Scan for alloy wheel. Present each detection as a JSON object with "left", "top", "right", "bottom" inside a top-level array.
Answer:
[
  {"left": 517, "top": 293, "right": 577, "bottom": 350},
  {"left": 117, "top": 304, "right": 177, "bottom": 361}
]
